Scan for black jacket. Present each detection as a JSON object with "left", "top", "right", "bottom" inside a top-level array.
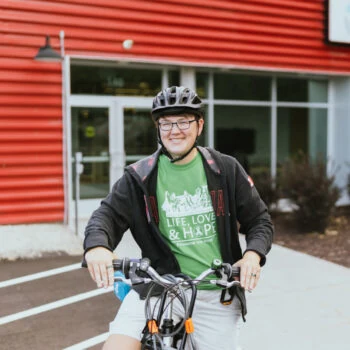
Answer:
[{"left": 83, "top": 147, "right": 274, "bottom": 315}]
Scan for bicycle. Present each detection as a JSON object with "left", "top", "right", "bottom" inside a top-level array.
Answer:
[{"left": 112, "top": 257, "right": 241, "bottom": 350}]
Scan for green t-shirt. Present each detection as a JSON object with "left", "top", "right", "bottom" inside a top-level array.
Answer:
[{"left": 157, "top": 153, "right": 222, "bottom": 289}]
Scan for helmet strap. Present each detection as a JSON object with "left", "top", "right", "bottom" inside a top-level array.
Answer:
[
  {"left": 157, "top": 127, "right": 173, "bottom": 159},
  {"left": 170, "top": 141, "right": 198, "bottom": 163},
  {"left": 157, "top": 123, "right": 199, "bottom": 164}
]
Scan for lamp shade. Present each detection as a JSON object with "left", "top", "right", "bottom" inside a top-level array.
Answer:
[{"left": 34, "top": 35, "right": 62, "bottom": 61}]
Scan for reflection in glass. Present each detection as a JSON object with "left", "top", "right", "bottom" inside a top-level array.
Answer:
[
  {"left": 214, "top": 74, "right": 271, "bottom": 100},
  {"left": 168, "top": 70, "right": 180, "bottom": 87},
  {"left": 277, "top": 108, "right": 327, "bottom": 163},
  {"left": 197, "top": 104, "right": 208, "bottom": 147},
  {"left": 71, "top": 65, "right": 162, "bottom": 96},
  {"left": 277, "top": 78, "right": 327, "bottom": 102},
  {"left": 214, "top": 106, "right": 271, "bottom": 174},
  {"left": 196, "top": 72, "right": 209, "bottom": 99},
  {"left": 71, "top": 107, "right": 110, "bottom": 199},
  {"left": 124, "top": 108, "right": 157, "bottom": 158},
  {"left": 73, "top": 162, "right": 109, "bottom": 199}
]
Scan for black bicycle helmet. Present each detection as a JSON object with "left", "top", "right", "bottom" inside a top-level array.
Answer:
[
  {"left": 151, "top": 86, "right": 203, "bottom": 164},
  {"left": 151, "top": 86, "right": 203, "bottom": 121}
]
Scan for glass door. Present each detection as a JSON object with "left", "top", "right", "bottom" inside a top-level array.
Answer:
[
  {"left": 71, "top": 106, "right": 110, "bottom": 199},
  {"left": 123, "top": 107, "right": 157, "bottom": 165},
  {"left": 114, "top": 97, "right": 156, "bottom": 167},
  {"left": 69, "top": 96, "right": 116, "bottom": 220},
  {"left": 68, "top": 96, "right": 154, "bottom": 220}
]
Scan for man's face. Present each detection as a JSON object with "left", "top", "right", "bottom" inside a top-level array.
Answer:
[{"left": 158, "top": 114, "right": 204, "bottom": 159}]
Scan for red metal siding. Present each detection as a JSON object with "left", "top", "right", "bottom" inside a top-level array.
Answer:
[
  {"left": 1, "top": 0, "right": 350, "bottom": 224},
  {"left": 0, "top": 25, "right": 63, "bottom": 223},
  {"left": 1, "top": 0, "right": 350, "bottom": 72}
]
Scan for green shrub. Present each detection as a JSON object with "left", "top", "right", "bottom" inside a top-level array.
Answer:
[
  {"left": 251, "top": 167, "right": 279, "bottom": 210},
  {"left": 279, "top": 153, "right": 340, "bottom": 233}
]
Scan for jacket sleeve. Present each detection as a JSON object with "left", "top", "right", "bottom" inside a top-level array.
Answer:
[
  {"left": 82, "top": 173, "right": 133, "bottom": 264},
  {"left": 233, "top": 160, "right": 274, "bottom": 266}
]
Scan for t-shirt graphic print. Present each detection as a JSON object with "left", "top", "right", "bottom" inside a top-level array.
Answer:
[
  {"left": 162, "top": 186, "right": 216, "bottom": 245},
  {"left": 157, "top": 154, "right": 222, "bottom": 288}
]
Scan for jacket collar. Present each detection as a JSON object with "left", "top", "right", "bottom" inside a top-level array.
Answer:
[
  {"left": 197, "top": 146, "right": 221, "bottom": 175},
  {"left": 127, "top": 146, "right": 220, "bottom": 183},
  {"left": 127, "top": 148, "right": 161, "bottom": 183}
]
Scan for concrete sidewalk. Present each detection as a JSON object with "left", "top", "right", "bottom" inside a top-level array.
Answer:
[
  {"left": 239, "top": 243, "right": 350, "bottom": 350},
  {"left": 116, "top": 233, "right": 350, "bottom": 349},
  {"left": 0, "top": 222, "right": 84, "bottom": 260},
  {"left": 1, "top": 223, "right": 349, "bottom": 349},
  {"left": 0, "top": 220, "right": 140, "bottom": 261}
]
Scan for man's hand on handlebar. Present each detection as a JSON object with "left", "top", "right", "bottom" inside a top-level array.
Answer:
[
  {"left": 85, "top": 247, "right": 117, "bottom": 289},
  {"left": 233, "top": 251, "right": 261, "bottom": 292}
]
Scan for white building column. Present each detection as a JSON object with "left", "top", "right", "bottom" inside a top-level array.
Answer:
[
  {"left": 180, "top": 67, "right": 195, "bottom": 89},
  {"left": 328, "top": 77, "right": 350, "bottom": 205}
]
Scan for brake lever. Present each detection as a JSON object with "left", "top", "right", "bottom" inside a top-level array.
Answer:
[
  {"left": 128, "top": 263, "right": 144, "bottom": 285},
  {"left": 212, "top": 280, "right": 241, "bottom": 288}
]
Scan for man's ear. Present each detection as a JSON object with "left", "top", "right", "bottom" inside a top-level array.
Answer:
[{"left": 197, "top": 118, "right": 204, "bottom": 136}]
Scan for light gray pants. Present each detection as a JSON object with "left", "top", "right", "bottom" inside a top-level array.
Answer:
[{"left": 109, "top": 289, "right": 243, "bottom": 350}]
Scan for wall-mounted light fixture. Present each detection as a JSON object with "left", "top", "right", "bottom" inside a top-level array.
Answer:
[{"left": 34, "top": 35, "right": 62, "bottom": 61}]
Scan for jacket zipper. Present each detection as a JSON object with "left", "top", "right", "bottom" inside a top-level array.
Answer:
[{"left": 127, "top": 167, "right": 181, "bottom": 273}]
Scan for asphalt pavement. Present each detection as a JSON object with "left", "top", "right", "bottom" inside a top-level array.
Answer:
[{"left": 0, "top": 224, "right": 349, "bottom": 349}]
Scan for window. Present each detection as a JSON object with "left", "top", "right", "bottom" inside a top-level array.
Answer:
[
  {"left": 168, "top": 70, "right": 180, "bottom": 87},
  {"left": 277, "top": 78, "right": 328, "bottom": 102},
  {"left": 197, "top": 105, "right": 208, "bottom": 147},
  {"left": 214, "top": 106, "right": 271, "bottom": 174},
  {"left": 205, "top": 72, "right": 328, "bottom": 180},
  {"left": 277, "top": 108, "right": 328, "bottom": 163},
  {"left": 196, "top": 72, "right": 209, "bottom": 99},
  {"left": 214, "top": 74, "right": 271, "bottom": 100},
  {"left": 124, "top": 108, "right": 157, "bottom": 157},
  {"left": 71, "top": 65, "right": 162, "bottom": 96}
]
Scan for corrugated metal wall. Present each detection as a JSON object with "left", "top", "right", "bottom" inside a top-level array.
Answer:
[
  {"left": 5, "top": 0, "right": 347, "bottom": 72},
  {"left": 1, "top": 0, "right": 350, "bottom": 224},
  {"left": 0, "top": 1, "right": 64, "bottom": 224}
]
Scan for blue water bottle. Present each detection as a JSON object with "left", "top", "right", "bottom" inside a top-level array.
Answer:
[{"left": 113, "top": 271, "right": 131, "bottom": 301}]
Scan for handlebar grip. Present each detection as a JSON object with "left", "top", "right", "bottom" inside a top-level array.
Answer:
[
  {"left": 112, "top": 259, "right": 124, "bottom": 271},
  {"left": 112, "top": 258, "right": 131, "bottom": 275},
  {"left": 112, "top": 258, "right": 148, "bottom": 279},
  {"left": 231, "top": 266, "right": 240, "bottom": 278}
]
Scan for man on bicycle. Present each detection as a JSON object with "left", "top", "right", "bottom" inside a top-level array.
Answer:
[{"left": 83, "top": 86, "right": 274, "bottom": 349}]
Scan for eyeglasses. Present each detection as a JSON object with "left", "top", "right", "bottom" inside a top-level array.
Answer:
[{"left": 158, "top": 119, "right": 197, "bottom": 131}]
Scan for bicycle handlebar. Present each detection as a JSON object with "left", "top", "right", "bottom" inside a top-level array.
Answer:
[
  {"left": 112, "top": 257, "right": 241, "bottom": 289},
  {"left": 112, "top": 258, "right": 241, "bottom": 349}
]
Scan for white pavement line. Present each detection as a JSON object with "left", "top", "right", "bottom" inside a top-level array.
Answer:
[
  {"left": 0, "top": 287, "right": 113, "bottom": 326},
  {"left": 63, "top": 332, "right": 109, "bottom": 350},
  {"left": 0, "top": 263, "right": 81, "bottom": 289}
]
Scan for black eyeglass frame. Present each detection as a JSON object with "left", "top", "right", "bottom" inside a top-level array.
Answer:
[{"left": 158, "top": 119, "right": 197, "bottom": 131}]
